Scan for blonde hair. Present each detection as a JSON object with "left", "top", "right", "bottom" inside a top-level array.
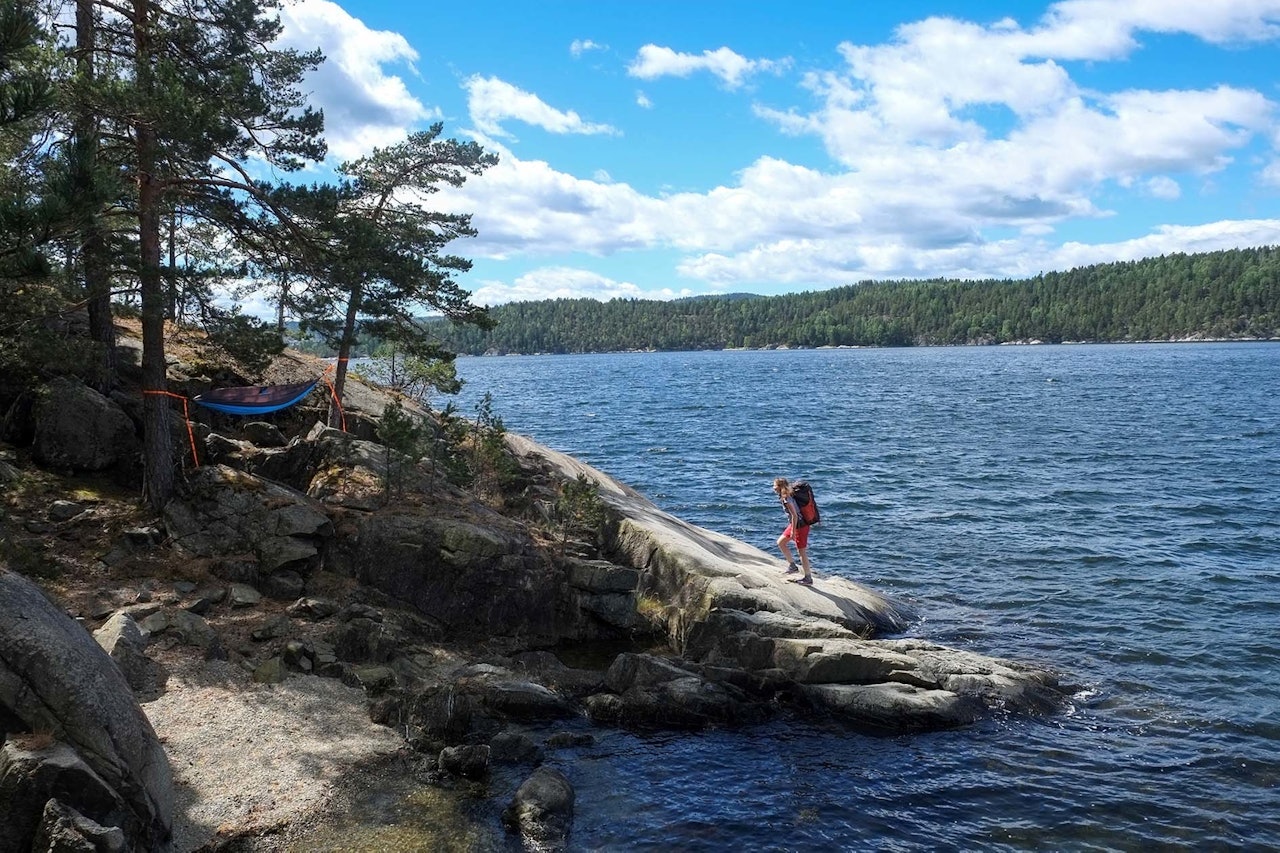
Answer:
[{"left": 773, "top": 477, "right": 790, "bottom": 494}]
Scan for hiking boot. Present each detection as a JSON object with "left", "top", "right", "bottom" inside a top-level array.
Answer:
[
  {"left": 785, "top": 562, "right": 799, "bottom": 574},
  {"left": 797, "top": 575, "right": 814, "bottom": 585}
]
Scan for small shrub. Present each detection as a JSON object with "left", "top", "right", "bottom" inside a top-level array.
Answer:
[
  {"left": 634, "top": 594, "right": 670, "bottom": 631},
  {"left": 553, "top": 473, "right": 607, "bottom": 556},
  {"left": 468, "top": 392, "right": 519, "bottom": 499},
  {"left": 427, "top": 402, "right": 470, "bottom": 486},
  {"left": 377, "top": 399, "right": 426, "bottom": 502}
]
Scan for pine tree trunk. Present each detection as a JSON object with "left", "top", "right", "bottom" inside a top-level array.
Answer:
[
  {"left": 134, "top": 0, "right": 173, "bottom": 509},
  {"left": 77, "top": 0, "right": 115, "bottom": 393},
  {"left": 84, "top": 230, "right": 115, "bottom": 391},
  {"left": 330, "top": 282, "right": 361, "bottom": 428},
  {"left": 139, "top": 162, "right": 172, "bottom": 509},
  {"left": 275, "top": 272, "right": 287, "bottom": 334}
]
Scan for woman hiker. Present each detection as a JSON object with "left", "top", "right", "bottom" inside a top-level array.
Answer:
[{"left": 773, "top": 477, "right": 813, "bottom": 585}]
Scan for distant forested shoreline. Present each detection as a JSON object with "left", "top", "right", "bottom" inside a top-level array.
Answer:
[{"left": 414, "top": 246, "right": 1278, "bottom": 355}]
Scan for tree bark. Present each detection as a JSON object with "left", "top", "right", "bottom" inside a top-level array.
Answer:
[
  {"left": 275, "top": 271, "right": 287, "bottom": 334},
  {"left": 330, "top": 281, "right": 361, "bottom": 429},
  {"left": 133, "top": 0, "right": 173, "bottom": 509},
  {"left": 76, "top": 0, "right": 115, "bottom": 393}
]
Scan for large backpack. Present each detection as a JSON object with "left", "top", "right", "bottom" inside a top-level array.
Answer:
[{"left": 791, "top": 481, "right": 821, "bottom": 527}]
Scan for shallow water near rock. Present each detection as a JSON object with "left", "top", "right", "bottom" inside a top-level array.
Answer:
[
  {"left": 334, "top": 342, "right": 1279, "bottom": 850},
  {"left": 287, "top": 778, "right": 505, "bottom": 852}
]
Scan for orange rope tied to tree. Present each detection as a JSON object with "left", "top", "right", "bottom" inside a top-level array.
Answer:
[
  {"left": 142, "top": 390, "right": 200, "bottom": 467},
  {"left": 322, "top": 359, "right": 347, "bottom": 432}
]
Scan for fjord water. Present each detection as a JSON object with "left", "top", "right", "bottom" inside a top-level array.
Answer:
[{"left": 452, "top": 343, "right": 1280, "bottom": 851}]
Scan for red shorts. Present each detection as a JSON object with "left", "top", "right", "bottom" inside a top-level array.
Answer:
[{"left": 784, "top": 523, "right": 810, "bottom": 549}]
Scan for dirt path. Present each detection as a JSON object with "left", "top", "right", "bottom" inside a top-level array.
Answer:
[{"left": 142, "top": 656, "right": 404, "bottom": 851}]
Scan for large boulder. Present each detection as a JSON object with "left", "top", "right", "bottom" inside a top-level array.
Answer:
[
  {"left": 590, "top": 653, "right": 759, "bottom": 729},
  {"left": 799, "top": 683, "right": 986, "bottom": 731},
  {"left": 32, "top": 798, "right": 127, "bottom": 853},
  {"left": 92, "top": 613, "right": 164, "bottom": 696},
  {"left": 511, "top": 651, "right": 606, "bottom": 699},
  {"left": 32, "top": 378, "right": 138, "bottom": 472},
  {"left": 341, "top": 509, "right": 564, "bottom": 642},
  {"left": 694, "top": 631, "right": 1062, "bottom": 731},
  {"left": 877, "top": 638, "right": 1065, "bottom": 714},
  {"left": 506, "top": 434, "right": 1069, "bottom": 732},
  {"left": 503, "top": 766, "right": 575, "bottom": 850},
  {"left": 505, "top": 434, "right": 916, "bottom": 649},
  {"left": 0, "top": 568, "right": 173, "bottom": 851},
  {"left": 162, "top": 464, "right": 333, "bottom": 573},
  {"left": 220, "top": 425, "right": 428, "bottom": 510},
  {"left": 563, "top": 558, "right": 642, "bottom": 637},
  {"left": 0, "top": 741, "right": 126, "bottom": 852},
  {"left": 236, "top": 437, "right": 325, "bottom": 494},
  {"left": 241, "top": 421, "right": 286, "bottom": 448},
  {"left": 767, "top": 636, "right": 1064, "bottom": 714},
  {"left": 304, "top": 425, "right": 431, "bottom": 511},
  {"left": 388, "top": 665, "right": 577, "bottom": 749}
]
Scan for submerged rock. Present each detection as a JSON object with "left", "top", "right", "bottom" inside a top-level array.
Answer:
[
  {"left": 438, "top": 744, "right": 490, "bottom": 779},
  {"left": 503, "top": 766, "right": 575, "bottom": 849},
  {"left": 490, "top": 731, "right": 545, "bottom": 765}
]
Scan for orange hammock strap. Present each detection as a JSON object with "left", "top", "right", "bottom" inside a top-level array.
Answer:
[
  {"left": 142, "top": 389, "right": 199, "bottom": 467},
  {"left": 321, "top": 359, "right": 347, "bottom": 432}
]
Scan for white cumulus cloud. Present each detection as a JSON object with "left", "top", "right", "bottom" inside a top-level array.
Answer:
[
  {"left": 464, "top": 76, "right": 619, "bottom": 139},
  {"left": 627, "top": 44, "right": 790, "bottom": 89},
  {"left": 1145, "top": 176, "right": 1182, "bottom": 199},
  {"left": 674, "top": 219, "right": 1280, "bottom": 287},
  {"left": 734, "top": 6, "right": 1279, "bottom": 283},
  {"left": 471, "top": 267, "right": 692, "bottom": 306},
  {"left": 277, "top": 0, "right": 1280, "bottom": 304},
  {"left": 1036, "top": 0, "right": 1280, "bottom": 56},
  {"left": 275, "top": 0, "right": 434, "bottom": 161},
  {"left": 1051, "top": 219, "right": 1280, "bottom": 267},
  {"left": 570, "top": 38, "right": 606, "bottom": 57},
  {"left": 1262, "top": 160, "right": 1280, "bottom": 187}
]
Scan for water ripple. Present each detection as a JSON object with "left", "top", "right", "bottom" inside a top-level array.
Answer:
[{"left": 454, "top": 344, "right": 1280, "bottom": 851}]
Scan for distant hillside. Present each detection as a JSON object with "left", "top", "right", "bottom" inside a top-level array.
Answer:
[
  {"left": 673, "top": 292, "right": 764, "bottom": 303},
  {"left": 428, "top": 246, "right": 1280, "bottom": 354}
]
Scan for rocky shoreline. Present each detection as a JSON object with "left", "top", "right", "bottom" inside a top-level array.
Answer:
[{"left": 0, "top": 350, "right": 1071, "bottom": 851}]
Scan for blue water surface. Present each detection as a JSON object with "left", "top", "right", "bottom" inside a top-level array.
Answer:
[{"left": 449, "top": 343, "right": 1280, "bottom": 851}]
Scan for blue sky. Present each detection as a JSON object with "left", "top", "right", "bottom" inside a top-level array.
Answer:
[{"left": 266, "top": 0, "right": 1280, "bottom": 309}]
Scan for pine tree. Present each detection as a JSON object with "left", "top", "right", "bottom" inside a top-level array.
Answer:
[
  {"left": 0, "top": 0, "right": 56, "bottom": 279},
  {"left": 286, "top": 124, "right": 497, "bottom": 426},
  {"left": 99, "top": 0, "right": 325, "bottom": 508},
  {"left": 0, "top": 0, "right": 105, "bottom": 396},
  {"left": 68, "top": 0, "right": 120, "bottom": 391}
]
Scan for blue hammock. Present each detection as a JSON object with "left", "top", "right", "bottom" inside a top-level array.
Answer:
[{"left": 193, "top": 379, "right": 320, "bottom": 416}]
